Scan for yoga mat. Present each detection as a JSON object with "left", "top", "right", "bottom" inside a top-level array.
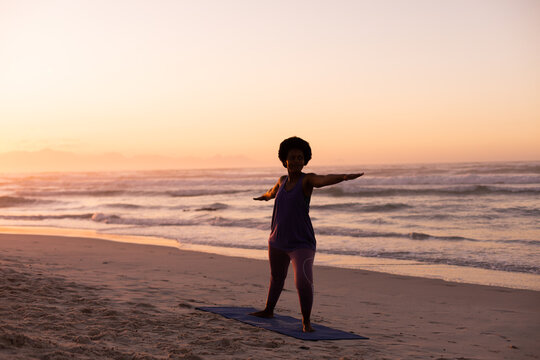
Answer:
[{"left": 197, "top": 306, "right": 368, "bottom": 341}]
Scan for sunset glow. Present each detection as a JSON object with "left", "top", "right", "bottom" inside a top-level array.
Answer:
[{"left": 1, "top": 0, "right": 539, "bottom": 171}]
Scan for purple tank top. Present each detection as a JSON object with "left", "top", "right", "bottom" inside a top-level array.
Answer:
[{"left": 268, "top": 173, "right": 316, "bottom": 251}]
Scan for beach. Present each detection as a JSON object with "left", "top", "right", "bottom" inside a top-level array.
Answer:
[{"left": 1, "top": 231, "right": 538, "bottom": 359}]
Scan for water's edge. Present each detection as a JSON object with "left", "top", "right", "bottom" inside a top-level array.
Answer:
[{"left": 2, "top": 225, "right": 538, "bottom": 292}]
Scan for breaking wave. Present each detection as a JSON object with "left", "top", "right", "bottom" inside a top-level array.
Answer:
[
  {"left": 320, "top": 185, "right": 540, "bottom": 197},
  {"left": 311, "top": 202, "right": 411, "bottom": 212},
  {"left": 0, "top": 196, "right": 48, "bottom": 208}
]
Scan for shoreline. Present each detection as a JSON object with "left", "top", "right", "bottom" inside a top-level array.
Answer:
[
  {"left": 1, "top": 225, "right": 539, "bottom": 291},
  {"left": 1, "top": 230, "right": 539, "bottom": 359}
]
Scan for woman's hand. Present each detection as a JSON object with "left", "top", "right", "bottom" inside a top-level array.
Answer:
[
  {"left": 343, "top": 173, "right": 364, "bottom": 181},
  {"left": 253, "top": 176, "right": 286, "bottom": 201}
]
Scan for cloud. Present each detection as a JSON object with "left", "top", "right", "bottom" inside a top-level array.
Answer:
[
  {"left": 14, "top": 138, "right": 84, "bottom": 152},
  {"left": 0, "top": 149, "right": 253, "bottom": 173}
]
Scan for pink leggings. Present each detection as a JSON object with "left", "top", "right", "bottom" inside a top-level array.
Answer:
[{"left": 265, "top": 246, "right": 315, "bottom": 320}]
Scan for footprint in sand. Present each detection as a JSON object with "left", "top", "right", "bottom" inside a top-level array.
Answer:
[{"left": 178, "top": 302, "right": 193, "bottom": 309}]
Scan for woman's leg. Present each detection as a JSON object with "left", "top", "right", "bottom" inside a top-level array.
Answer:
[
  {"left": 289, "top": 248, "right": 315, "bottom": 332},
  {"left": 251, "top": 246, "right": 290, "bottom": 318}
]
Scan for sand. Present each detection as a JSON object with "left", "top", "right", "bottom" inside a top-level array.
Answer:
[{"left": 0, "top": 231, "right": 539, "bottom": 360}]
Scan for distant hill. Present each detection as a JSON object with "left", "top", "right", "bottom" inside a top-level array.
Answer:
[{"left": 0, "top": 149, "right": 254, "bottom": 173}]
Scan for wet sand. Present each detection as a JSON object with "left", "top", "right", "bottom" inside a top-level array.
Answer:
[{"left": 0, "top": 232, "right": 539, "bottom": 359}]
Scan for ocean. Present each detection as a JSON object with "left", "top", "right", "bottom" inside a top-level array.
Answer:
[{"left": 1, "top": 161, "right": 539, "bottom": 290}]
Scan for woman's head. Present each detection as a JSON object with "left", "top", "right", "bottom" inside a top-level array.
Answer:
[{"left": 278, "top": 137, "right": 312, "bottom": 168}]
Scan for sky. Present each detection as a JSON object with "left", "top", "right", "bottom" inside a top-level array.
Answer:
[{"left": 1, "top": 0, "right": 539, "bottom": 170}]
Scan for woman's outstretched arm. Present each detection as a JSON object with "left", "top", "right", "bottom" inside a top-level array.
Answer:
[
  {"left": 253, "top": 175, "right": 287, "bottom": 201},
  {"left": 306, "top": 172, "right": 364, "bottom": 189}
]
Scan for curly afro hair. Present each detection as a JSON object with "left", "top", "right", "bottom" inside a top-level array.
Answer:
[{"left": 278, "top": 136, "right": 312, "bottom": 168}]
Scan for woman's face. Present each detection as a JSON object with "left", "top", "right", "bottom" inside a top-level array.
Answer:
[{"left": 285, "top": 149, "right": 305, "bottom": 173}]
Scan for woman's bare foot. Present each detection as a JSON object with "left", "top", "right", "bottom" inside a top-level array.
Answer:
[
  {"left": 249, "top": 309, "right": 274, "bottom": 318},
  {"left": 302, "top": 321, "right": 315, "bottom": 333}
]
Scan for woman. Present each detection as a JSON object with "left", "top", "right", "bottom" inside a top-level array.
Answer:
[{"left": 251, "top": 136, "right": 363, "bottom": 332}]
